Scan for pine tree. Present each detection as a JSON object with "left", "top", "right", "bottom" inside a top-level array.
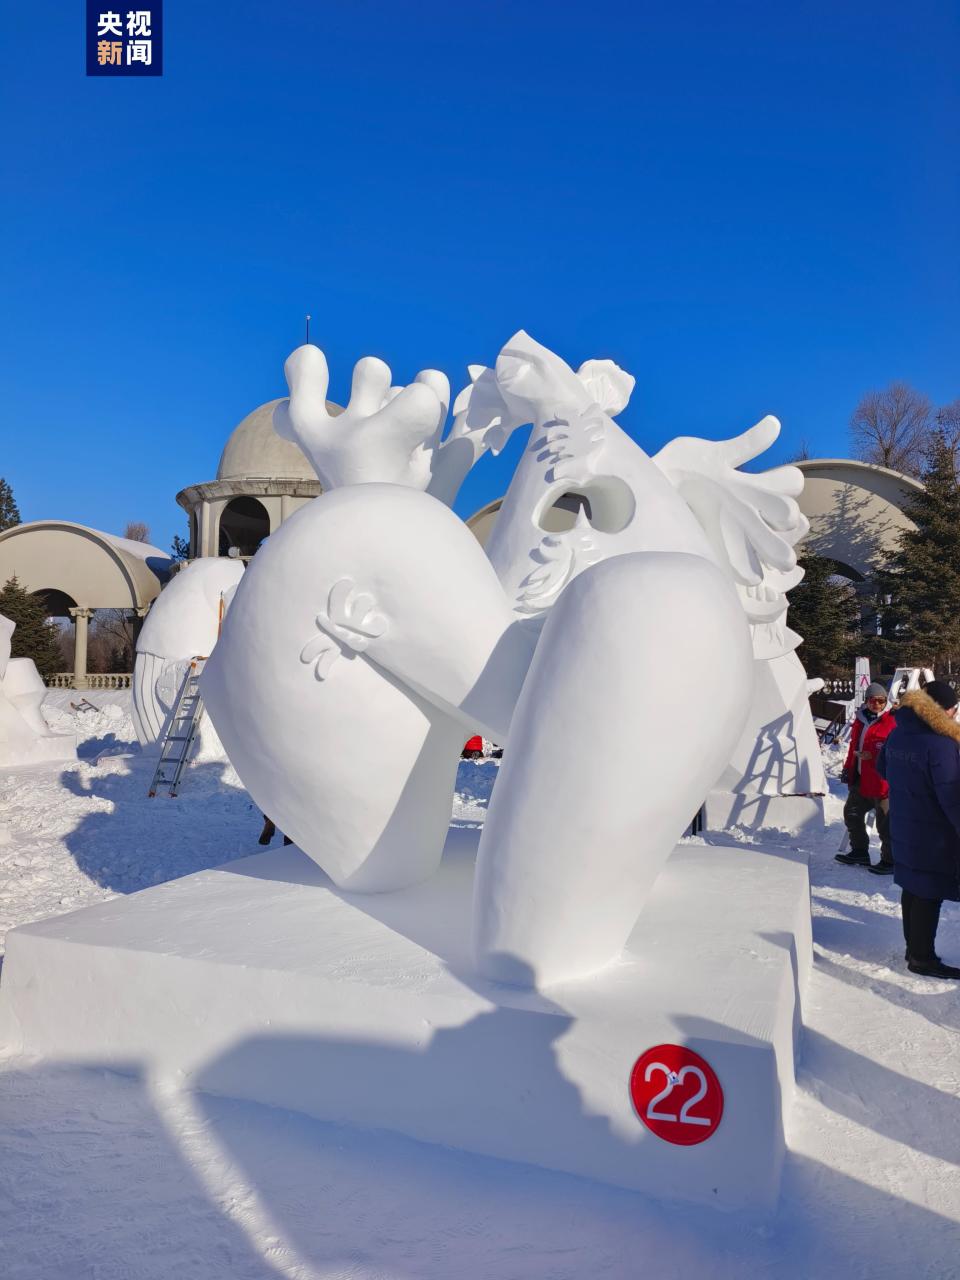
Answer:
[
  {"left": 876, "top": 430, "right": 960, "bottom": 674},
  {"left": 0, "top": 576, "right": 64, "bottom": 677},
  {"left": 0, "top": 477, "right": 20, "bottom": 532},
  {"left": 787, "top": 554, "right": 864, "bottom": 678}
]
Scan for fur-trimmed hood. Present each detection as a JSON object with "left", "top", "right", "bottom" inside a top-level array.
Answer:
[{"left": 896, "top": 690, "right": 960, "bottom": 744}]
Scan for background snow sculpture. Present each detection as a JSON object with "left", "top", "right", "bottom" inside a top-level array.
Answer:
[
  {"left": 132, "top": 557, "right": 244, "bottom": 752},
  {"left": 0, "top": 612, "right": 76, "bottom": 767},
  {"left": 203, "top": 330, "right": 812, "bottom": 986}
]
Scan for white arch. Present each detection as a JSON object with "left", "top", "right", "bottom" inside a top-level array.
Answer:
[{"left": 0, "top": 521, "right": 172, "bottom": 687}]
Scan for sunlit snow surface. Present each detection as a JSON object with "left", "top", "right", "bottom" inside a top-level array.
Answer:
[{"left": 0, "top": 695, "right": 958, "bottom": 1279}]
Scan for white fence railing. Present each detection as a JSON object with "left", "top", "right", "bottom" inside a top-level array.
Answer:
[{"left": 43, "top": 672, "right": 132, "bottom": 690}]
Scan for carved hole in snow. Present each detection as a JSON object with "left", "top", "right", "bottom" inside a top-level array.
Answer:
[{"left": 536, "top": 476, "right": 636, "bottom": 535}]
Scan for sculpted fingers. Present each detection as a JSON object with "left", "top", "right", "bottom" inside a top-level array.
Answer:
[{"left": 349, "top": 356, "right": 394, "bottom": 416}]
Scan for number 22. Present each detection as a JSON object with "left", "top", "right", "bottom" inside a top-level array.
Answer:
[{"left": 644, "top": 1062, "right": 711, "bottom": 1126}]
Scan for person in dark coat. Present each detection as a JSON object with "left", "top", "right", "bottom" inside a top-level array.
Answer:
[
  {"left": 877, "top": 680, "right": 960, "bottom": 979},
  {"left": 836, "top": 682, "right": 889, "bottom": 867}
]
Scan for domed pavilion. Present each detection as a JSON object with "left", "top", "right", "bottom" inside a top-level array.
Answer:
[{"left": 175, "top": 397, "right": 340, "bottom": 558}]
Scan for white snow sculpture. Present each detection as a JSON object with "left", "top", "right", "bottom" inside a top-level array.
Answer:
[
  {"left": 202, "top": 331, "right": 810, "bottom": 987},
  {"left": 0, "top": 613, "right": 76, "bottom": 767},
  {"left": 650, "top": 431, "right": 827, "bottom": 816},
  {"left": 132, "top": 557, "right": 245, "bottom": 750}
]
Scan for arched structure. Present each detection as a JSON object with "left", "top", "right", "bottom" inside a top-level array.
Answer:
[
  {"left": 793, "top": 459, "right": 920, "bottom": 579},
  {"left": 176, "top": 398, "right": 341, "bottom": 558},
  {"left": 0, "top": 522, "right": 172, "bottom": 688},
  {"left": 468, "top": 458, "right": 922, "bottom": 581}
]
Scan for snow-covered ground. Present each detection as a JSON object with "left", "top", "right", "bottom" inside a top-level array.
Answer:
[{"left": 1, "top": 694, "right": 958, "bottom": 1278}]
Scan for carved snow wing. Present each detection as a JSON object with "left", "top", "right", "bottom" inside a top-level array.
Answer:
[{"left": 300, "top": 579, "right": 387, "bottom": 680}]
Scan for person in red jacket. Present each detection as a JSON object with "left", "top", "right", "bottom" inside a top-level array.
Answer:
[
  {"left": 858, "top": 707, "right": 897, "bottom": 875},
  {"left": 837, "top": 683, "right": 889, "bottom": 867}
]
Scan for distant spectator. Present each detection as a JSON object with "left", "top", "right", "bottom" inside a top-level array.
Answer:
[
  {"left": 259, "top": 814, "right": 292, "bottom": 846},
  {"left": 877, "top": 680, "right": 960, "bottom": 979},
  {"left": 836, "top": 683, "right": 888, "bottom": 868},
  {"left": 857, "top": 704, "right": 897, "bottom": 875}
]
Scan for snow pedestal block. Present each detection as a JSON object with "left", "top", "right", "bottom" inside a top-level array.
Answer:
[
  {"left": 0, "top": 831, "right": 811, "bottom": 1213},
  {"left": 704, "top": 788, "right": 827, "bottom": 837}
]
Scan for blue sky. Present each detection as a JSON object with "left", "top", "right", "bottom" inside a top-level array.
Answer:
[{"left": 1, "top": 0, "right": 957, "bottom": 552}]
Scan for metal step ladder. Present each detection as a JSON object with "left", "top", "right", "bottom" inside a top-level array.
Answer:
[{"left": 148, "top": 657, "right": 206, "bottom": 798}]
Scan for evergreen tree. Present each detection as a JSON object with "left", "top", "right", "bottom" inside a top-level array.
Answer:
[
  {"left": 876, "top": 430, "right": 960, "bottom": 674},
  {"left": 787, "top": 554, "right": 864, "bottom": 678},
  {"left": 0, "top": 477, "right": 20, "bottom": 531},
  {"left": 0, "top": 577, "right": 64, "bottom": 677},
  {"left": 171, "top": 533, "right": 190, "bottom": 561}
]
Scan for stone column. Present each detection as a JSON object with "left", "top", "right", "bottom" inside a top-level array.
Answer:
[
  {"left": 205, "top": 499, "right": 228, "bottom": 556},
  {"left": 130, "top": 605, "right": 150, "bottom": 652},
  {"left": 69, "top": 607, "right": 92, "bottom": 690}
]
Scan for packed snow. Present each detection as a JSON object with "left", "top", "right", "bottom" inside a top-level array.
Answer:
[{"left": 0, "top": 693, "right": 958, "bottom": 1278}]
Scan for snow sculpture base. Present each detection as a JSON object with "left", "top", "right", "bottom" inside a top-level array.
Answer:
[
  {"left": 704, "top": 789, "right": 827, "bottom": 836},
  {"left": 0, "top": 732, "right": 77, "bottom": 769},
  {"left": 0, "top": 831, "right": 810, "bottom": 1212}
]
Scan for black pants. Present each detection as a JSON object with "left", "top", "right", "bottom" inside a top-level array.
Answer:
[
  {"left": 901, "top": 889, "right": 943, "bottom": 963},
  {"left": 843, "top": 785, "right": 892, "bottom": 864}
]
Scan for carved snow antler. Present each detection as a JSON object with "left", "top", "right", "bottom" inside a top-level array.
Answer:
[{"left": 274, "top": 345, "right": 449, "bottom": 491}]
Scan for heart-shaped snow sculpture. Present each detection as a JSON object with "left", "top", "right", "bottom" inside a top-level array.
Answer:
[{"left": 202, "top": 484, "right": 525, "bottom": 892}]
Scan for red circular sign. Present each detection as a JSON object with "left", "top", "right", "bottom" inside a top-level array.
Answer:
[{"left": 629, "top": 1045, "right": 724, "bottom": 1145}]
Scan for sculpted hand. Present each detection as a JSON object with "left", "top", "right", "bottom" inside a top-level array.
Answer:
[{"left": 274, "top": 344, "right": 449, "bottom": 491}]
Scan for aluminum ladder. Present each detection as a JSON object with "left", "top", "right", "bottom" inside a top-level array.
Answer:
[{"left": 148, "top": 657, "right": 206, "bottom": 798}]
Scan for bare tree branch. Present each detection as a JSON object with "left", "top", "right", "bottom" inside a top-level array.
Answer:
[
  {"left": 789, "top": 437, "right": 811, "bottom": 462},
  {"left": 935, "top": 399, "right": 960, "bottom": 473},
  {"left": 124, "top": 521, "right": 150, "bottom": 543},
  {"left": 849, "top": 382, "right": 932, "bottom": 476}
]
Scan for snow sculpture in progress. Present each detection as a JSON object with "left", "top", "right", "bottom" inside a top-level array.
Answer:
[
  {"left": 0, "top": 613, "right": 75, "bottom": 767},
  {"left": 203, "top": 332, "right": 810, "bottom": 987},
  {"left": 132, "top": 557, "right": 244, "bottom": 751}
]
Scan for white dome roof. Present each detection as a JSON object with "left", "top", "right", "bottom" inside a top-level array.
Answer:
[{"left": 216, "top": 399, "right": 341, "bottom": 482}]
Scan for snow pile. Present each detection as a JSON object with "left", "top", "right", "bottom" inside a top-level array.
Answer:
[
  {"left": 41, "top": 690, "right": 136, "bottom": 758},
  {"left": 0, "top": 692, "right": 253, "bottom": 948},
  {"left": 0, "top": 711, "right": 958, "bottom": 1277},
  {"left": 1, "top": 691, "right": 499, "bottom": 953}
]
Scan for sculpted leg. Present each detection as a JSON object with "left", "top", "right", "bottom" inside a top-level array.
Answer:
[{"left": 473, "top": 552, "right": 754, "bottom": 988}]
